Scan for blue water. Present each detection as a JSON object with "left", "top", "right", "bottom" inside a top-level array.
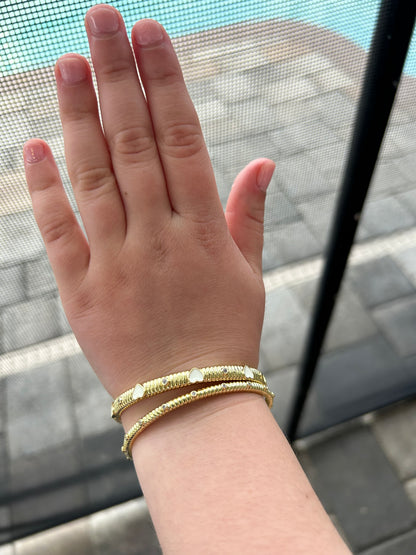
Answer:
[{"left": 1, "top": 0, "right": 415, "bottom": 77}]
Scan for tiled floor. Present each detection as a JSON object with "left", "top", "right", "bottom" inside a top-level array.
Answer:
[{"left": 1, "top": 15, "right": 416, "bottom": 555}]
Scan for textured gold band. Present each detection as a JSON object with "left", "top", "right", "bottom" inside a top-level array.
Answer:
[
  {"left": 122, "top": 380, "right": 275, "bottom": 460},
  {"left": 112, "top": 365, "right": 265, "bottom": 422}
]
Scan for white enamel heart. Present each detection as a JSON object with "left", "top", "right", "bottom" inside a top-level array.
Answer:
[
  {"left": 132, "top": 384, "right": 145, "bottom": 400},
  {"left": 189, "top": 368, "right": 204, "bottom": 383},
  {"left": 244, "top": 365, "right": 254, "bottom": 379}
]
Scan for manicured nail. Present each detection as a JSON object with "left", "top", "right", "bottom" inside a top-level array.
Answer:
[
  {"left": 257, "top": 162, "right": 275, "bottom": 192},
  {"left": 24, "top": 142, "right": 45, "bottom": 164},
  {"left": 87, "top": 7, "right": 120, "bottom": 36},
  {"left": 57, "top": 57, "right": 87, "bottom": 84},
  {"left": 133, "top": 20, "right": 164, "bottom": 47}
]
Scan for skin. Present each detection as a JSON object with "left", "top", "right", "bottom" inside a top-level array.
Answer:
[{"left": 23, "top": 4, "right": 351, "bottom": 553}]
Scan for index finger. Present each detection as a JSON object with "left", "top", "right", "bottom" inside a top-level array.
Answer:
[{"left": 131, "top": 20, "right": 224, "bottom": 222}]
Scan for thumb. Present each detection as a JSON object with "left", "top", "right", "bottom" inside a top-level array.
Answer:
[{"left": 225, "top": 158, "right": 275, "bottom": 275}]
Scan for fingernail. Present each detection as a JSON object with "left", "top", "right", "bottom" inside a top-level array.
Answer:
[
  {"left": 57, "top": 57, "right": 87, "bottom": 84},
  {"left": 24, "top": 142, "right": 45, "bottom": 164},
  {"left": 257, "top": 162, "right": 275, "bottom": 192},
  {"left": 133, "top": 20, "right": 164, "bottom": 47},
  {"left": 87, "top": 7, "right": 120, "bottom": 36}
]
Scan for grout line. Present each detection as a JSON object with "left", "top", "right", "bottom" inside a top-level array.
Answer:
[
  {"left": 264, "top": 226, "right": 416, "bottom": 291},
  {"left": 1, "top": 227, "right": 416, "bottom": 379}
]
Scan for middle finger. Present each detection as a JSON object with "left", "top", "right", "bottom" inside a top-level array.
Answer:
[{"left": 85, "top": 5, "right": 171, "bottom": 228}]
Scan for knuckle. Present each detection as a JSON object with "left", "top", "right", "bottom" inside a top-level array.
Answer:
[
  {"left": 98, "top": 60, "right": 133, "bottom": 83},
  {"left": 74, "top": 165, "right": 116, "bottom": 194},
  {"left": 149, "top": 66, "right": 181, "bottom": 87},
  {"left": 161, "top": 122, "right": 205, "bottom": 159},
  {"left": 40, "top": 216, "right": 76, "bottom": 246},
  {"left": 110, "top": 125, "right": 154, "bottom": 160}
]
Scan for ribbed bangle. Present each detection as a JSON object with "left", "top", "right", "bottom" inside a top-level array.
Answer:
[
  {"left": 122, "top": 380, "right": 275, "bottom": 460},
  {"left": 112, "top": 364, "right": 266, "bottom": 422}
]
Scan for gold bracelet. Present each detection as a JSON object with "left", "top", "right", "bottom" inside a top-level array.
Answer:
[
  {"left": 122, "top": 380, "right": 275, "bottom": 460},
  {"left": 112, "top": 365, "right": 266, "bottom": 422}
]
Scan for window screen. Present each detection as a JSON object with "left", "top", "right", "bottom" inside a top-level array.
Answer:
[{"left": 1, "top": 0, "right": 415, "bottom": 544}]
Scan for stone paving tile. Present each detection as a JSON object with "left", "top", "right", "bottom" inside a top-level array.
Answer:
[
  {"left": 348, "top": 256, "right": 415, "bottom": 308},
  {"left": 211, "top": 72, "right": 257, "bottom": 102},
  {"left": 297, "top": 192, "right": 338, "bottom": 246},
  {"left": 306, "top": 141, "right": 348, "bottom": 182},
  {"left": 297, "top": 425, "right": 416, "bottom": 552},
  {"left": 369, "top": 160, "right": 410, "bottom": 197},
  {"left": 11, "top": 484, "right": 88, "bottom": 542},
  {"left": 1, "top": 296, "right": 62, "bottom": 353},
  {"left": 193, "top": 99, "right": 228, "bottom": 124},
  {"left": 262, "top": 221, "right": 321, "bottom": 270},
  {"left": 306, "top": 335, "right": 412, "bottom": 432},
  {"left": 0, "top": 505, "right": 12, "bottom": 546},
  {"left": 0, "top": 212, "right": 44, "bottom": 267},
  {"left": 284, "top": 52, "right": 335, "bottom": 76},
  {"left": 6, "top": 361, "right": 75, "bottom": 460},
  {"left": 372, "top": 295, "right": 416, "bottom": 357},
  {"left": 9, "top": 441, "right": 82, "bottom": 500},
  {"left": 405, "top": 478, "right": 416, "bottom": 508},
  {"left": 13, "top": 518, "right": 93, "bottom": 555},
  {"left": 292, "top": 280, "right": 377, "bottom": 353},
  {"left": 310, "top": 91, "right": 358, "bottom": 129},
  {"left": 371, "top": 400, "right": 416, "bottom": 481},
  {"left": 389, "top": 122, "right": 416, "bottom": 155},
  {"left": 260, "top": 287, "right": 309, "bottom": 370},
  {"left": 263, "top": 188, "right": 301, "bottom": 231},
  {"left": 264, "top": 76, "right": 319, "bottom": 104},
  {"left": 360, "top": 196, "right": 416, "bottom": 238},
  {"left": 68, "top": 354, "right": 114, "bottom": 439},
  {"left": 359, "top": 529, "right": 416, "bottom": 555},
  {"left": 0, "top": 265, "right": 24, "bottom": 309},
  {"left": 0, "top": 112, "right": 31, "bottom": 150},
  {"left": 261, "top": 366, "right": 298, "bottom": 428},
  {"left": 397, "top": 189, "right": 416, "bottom": 219},
  {"left": 271, "top": 118, "right": 340, "bottom": 157},
  {"left": 200, "top": 115, "right": 245, "bottom": 145},
  {"left": 85, "top": 460, "right": 139, "bottom": 510},
  {"left": 0, "top": 545, "right": 13, "bottom": 555},
  {"left": 24, "top": 256, "right": 57, "bottom": 298},
  {"left": 311, "top": 66, "right": 355, "bottom": 92},
  {"left": 0, "top": 431, "right": 8, "bottom": 501},
  {"left": 0, "top": 147, "right": 21, "bottom": 173},
  {"left": 186, "top": 77, "right": 218, "bottom": 103},
  {"left": 207, "top": 133, "right": 280, "bottom": 173},
  {"left": 393, "top": 152, "right": 416, "bottom": 183},
  {"left": 392, "top": 247, "right": 416, "bottom": 287},
  {"left": 228, "top": 97, "right": 283, "bottom": 135},
  {"left": 276, "top": 152, "right": 338, "bottom": 201},
  {"left": 89, "top": 499, "right": 161, "bottom": 555},
  {"left": 264, "top": 366, "right": 325, "bottom": 437}
]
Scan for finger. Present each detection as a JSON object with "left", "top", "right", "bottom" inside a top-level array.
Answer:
[
  {"left": 131, "top": 19, "right": 223, "bottom": 221},
  {"left": 23, "top": 139, "right": 90, "bottom": 298},
  {"left": 225, "top": 159, "right": 275, "bottom": 275},
  {"left": 55, "top": 53, "right": 126, "bottom": 253},
  {"left": 84, "top": 5, "right": 171, "bottom": 232}
]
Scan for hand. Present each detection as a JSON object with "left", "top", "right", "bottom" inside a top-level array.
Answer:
[{"left": 23, "top": 4, "right": 275, "bottom": 400}]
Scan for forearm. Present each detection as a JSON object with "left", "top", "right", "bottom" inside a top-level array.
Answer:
[{"left": 125, "top": 392, "right": 351, "bottom": 554}]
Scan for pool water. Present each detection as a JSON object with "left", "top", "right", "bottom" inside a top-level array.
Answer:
[{"left": 1, "top": 0, "right": 415, "bottom": 77}]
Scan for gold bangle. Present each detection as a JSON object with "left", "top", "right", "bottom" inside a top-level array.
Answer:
[
  {"left": 122, "top": 380, "right": 275, "bottom": 460},
  {"left": 112, "top": 365, "right": 266, "bottom": 422}
]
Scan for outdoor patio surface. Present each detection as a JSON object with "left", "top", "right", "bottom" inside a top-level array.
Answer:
[{"left": 1, "top": 18, "right": 416, "bottom": 554}]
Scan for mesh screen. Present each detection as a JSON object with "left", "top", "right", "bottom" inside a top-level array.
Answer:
[{"left": 1, "top": 0, "right": 415, "bottom": 544}]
